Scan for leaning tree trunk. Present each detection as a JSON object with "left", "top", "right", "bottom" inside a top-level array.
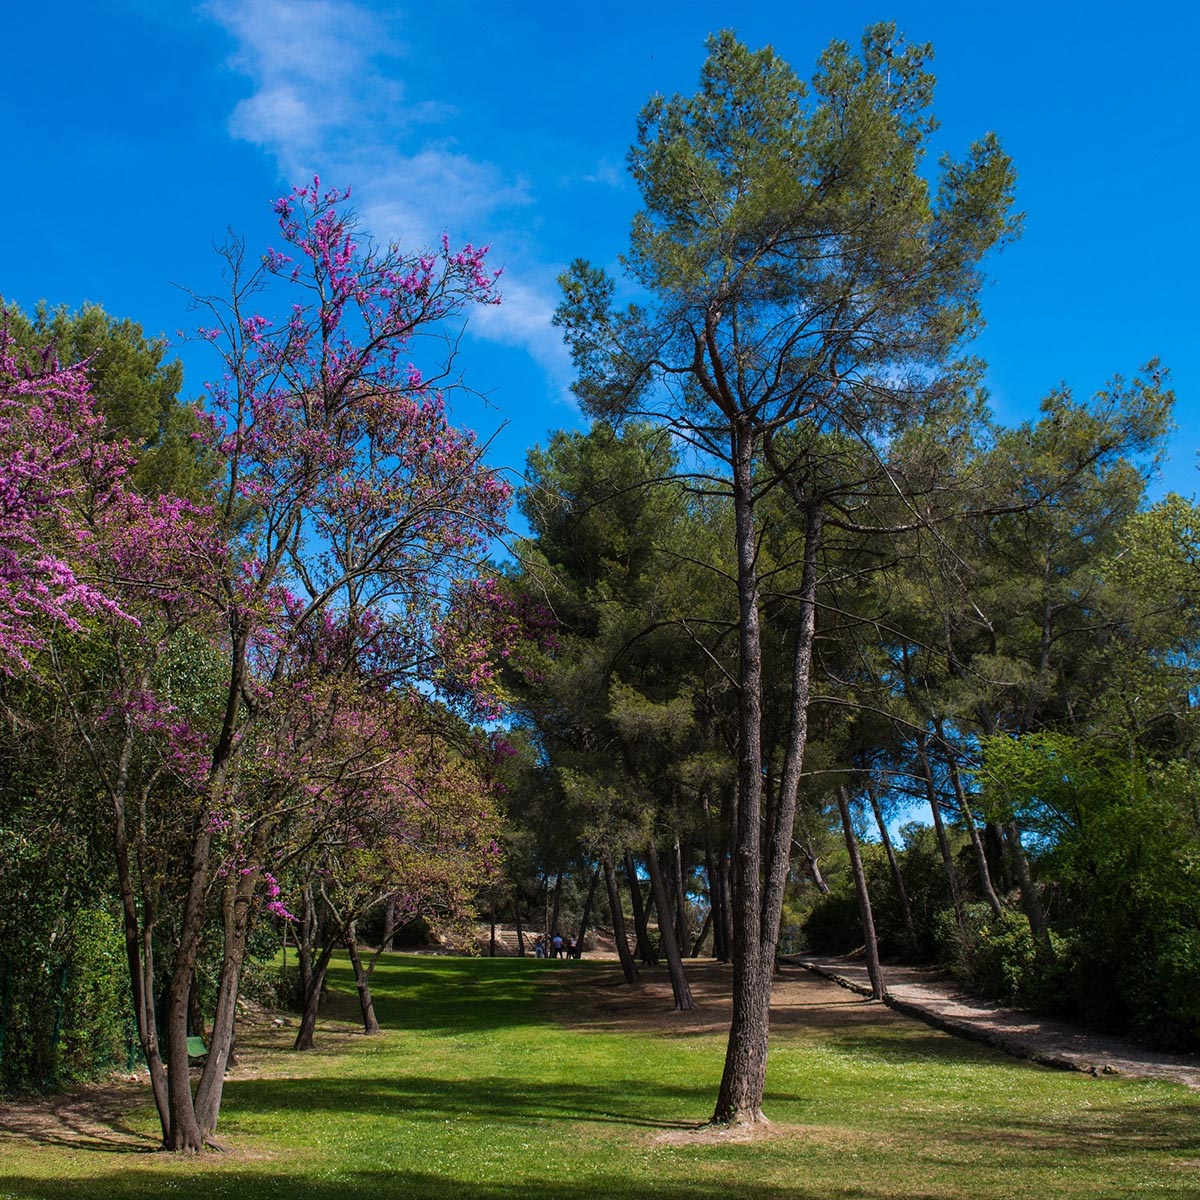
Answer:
[
  {"left": 712, "top": 483, "right": 821, "bottom": 1127},
  {"left": 864, "top": 778, "right": 916, "bottom": 946},
  {"left": 346, "top": 922, "right": 380, "bottom": 1035},
  {"left": 624, "top": 850, "right": 657, "bottom": 965},
  {"left": 194, "top": 854, "right": 262, "bottom": 1134},
  {"left": 645, "top": 840, "right": 694, "bottom": 1010},
  {"left": 1005, "top": 820, "right": 1053, "bottom": 959},
  {"left": 836, "top": 785, "right": 884, "bottom": 1000},
  {"left": 936, "top": 725, "right": 1004, "bottom": 920},
  {"left": 576, "top": 867, "right": 600, "bottom": 957},
  {"left": 915, "top": 731, "right": 965, "bottom": 931},
  {"left": 601, "top": 847, "right": 640, "bottom": 984},
  {"left": 294, "top": 939, "right": 338, "bottom": 1051}
]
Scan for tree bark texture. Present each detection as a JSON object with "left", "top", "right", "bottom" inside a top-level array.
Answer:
[{"left": 713, "top": 479, "right": 822, "bottom": 1126}]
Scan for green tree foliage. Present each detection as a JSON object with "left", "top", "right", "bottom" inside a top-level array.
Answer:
[
  {"left": 981, "top": 732, "right": 1199, "bottom": 1046},
  {"left": 556, "top": 24, "right": 1019, "bottom": 1122}
]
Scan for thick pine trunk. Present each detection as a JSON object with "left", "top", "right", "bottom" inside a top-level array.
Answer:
[
  {"left": 602, "top": 847, "right": 640, "bottom": 984},
  {"left": 836, "top": 785, "right": 884, "bottom": 1000},
  {"left": 646, "top": 840, "right": 694, "bottom": 1010},
  {"left": 713, "top": 471, "right": 821, "bottom": 1126}
]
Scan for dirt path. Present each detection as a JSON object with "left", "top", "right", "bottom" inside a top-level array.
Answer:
[{"left": 783, "top": 953, "right": 1200, "bottom": 1090}]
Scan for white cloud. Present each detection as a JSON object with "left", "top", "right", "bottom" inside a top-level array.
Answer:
[{"left": 206, "top": 0, "right": 572, "bottom": 399}]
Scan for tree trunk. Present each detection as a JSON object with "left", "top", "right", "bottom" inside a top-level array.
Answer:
[
  {"left": 382, "top": 899, "right": 396, "bottom": 954},
  {"left": 1004, "top": 820, "right": 1054, "bottom": 958},
  {"left": 671, "top": 834, "right": 689, "bottom": 957},
  {"left": 701, "top": 795, "right": 729, "bottom": 962},
  {"left": 865, "top": 779, "right": 916, "bottom": 946},
  {"left": 936, "top": 726, "right": 1004, "bottom": 920},
  {"left": 836, "top": 785, "right": 884, "bottom": 1000},
  {"left": 601, "top": 847, "right": 640, "bottom": 984},
  {"left": 514, "top": 890, "right": 525, "bottom": 957},
  {"left": 646, "top": 840, "right": 694, "bottom": 1010},
  {"left": 294, "top": 940, "right": 337, "bottom": 1051},
  {"left": 346, "top": 922, "right": 380, "bottom": 1035},
  {"left": 691, "top": 909, "right": 713, "bottom": 958},
  {"left": 915, "top": 731, "right": 964, "bottom": 930},
  {"left": 548, "top": 867, "right": 564, "bottom": 938},
  {"left": 575, "top": 868, "right": 600, "bottom": 957},
  {"left": 623, "top": 850, "right": 657, "bottom": 964},
  {"left": 713, "top": 481, "right": 821, "bottom": 1126}
]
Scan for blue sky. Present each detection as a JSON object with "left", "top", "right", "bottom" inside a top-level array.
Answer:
[{"left": 2, "top": 0, "right": 1196, "bottom": 501}]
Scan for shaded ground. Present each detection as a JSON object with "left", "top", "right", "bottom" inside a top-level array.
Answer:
[{"left": 784, "top": 953, "right": 1200, "bottom": 1090}]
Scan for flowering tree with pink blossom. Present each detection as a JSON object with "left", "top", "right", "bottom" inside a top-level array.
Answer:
[
  {"left": 0, "top": 336, "right": 133, "bottom": 672},
  {"left": 279, "top": 689, "right": 503, "bottom": 1048},
  {"left": 34, "top": 180, "right": 512, "bottom": 1152}
]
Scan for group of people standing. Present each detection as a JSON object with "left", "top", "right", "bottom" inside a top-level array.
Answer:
[{"left": 534, "top": 932, "right": 580, "bottom": 959}]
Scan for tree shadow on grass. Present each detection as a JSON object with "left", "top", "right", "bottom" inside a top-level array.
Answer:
[
  {"left": 0, "top": 1168, "right": 842, "bottom": 1200},
  {"left": 221, "top": 1071, "right": 721, "bottom": 1130}
]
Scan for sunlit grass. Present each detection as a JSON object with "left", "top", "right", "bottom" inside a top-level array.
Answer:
[{"left": 1, "top": 954, "right": 1197, "bottom": 1199}]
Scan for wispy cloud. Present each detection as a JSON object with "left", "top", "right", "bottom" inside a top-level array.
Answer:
[{"left": 205, "top": 0, "right": 573, "bottom": 400}]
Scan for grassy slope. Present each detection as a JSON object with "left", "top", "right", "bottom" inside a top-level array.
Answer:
[{"left": 2, "top": 955, "right": 1197, "bottom": 1199}]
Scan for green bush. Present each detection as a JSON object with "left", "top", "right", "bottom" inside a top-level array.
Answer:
[{"left": 0, "top": 906, "right": 126, "bottom": 1094}]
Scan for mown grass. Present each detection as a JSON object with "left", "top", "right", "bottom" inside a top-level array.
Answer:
[{"left": 2, "top": 955, "right": 1198, "bottom": 1199}]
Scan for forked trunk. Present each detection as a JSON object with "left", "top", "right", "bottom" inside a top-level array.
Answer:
[
  {"left": 623, "top": 850, "right": 657, "bottom": 965},
  {"left": 938, "top": 729, "right": 1004, "bottom": 920},
  {"left": 713, "top": 476, "right": 821, "bottom": 1126},
  {"left": 294, "top": 940, "right": 337, "bottom": 1051},
  {"left": 1005, "top": 820, "right": 1053, "bottom": 958}
]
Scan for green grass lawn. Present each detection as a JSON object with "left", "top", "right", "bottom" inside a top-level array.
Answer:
[{"left": 2, "top": 955, "right": 1197, "bottom": 1199}]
